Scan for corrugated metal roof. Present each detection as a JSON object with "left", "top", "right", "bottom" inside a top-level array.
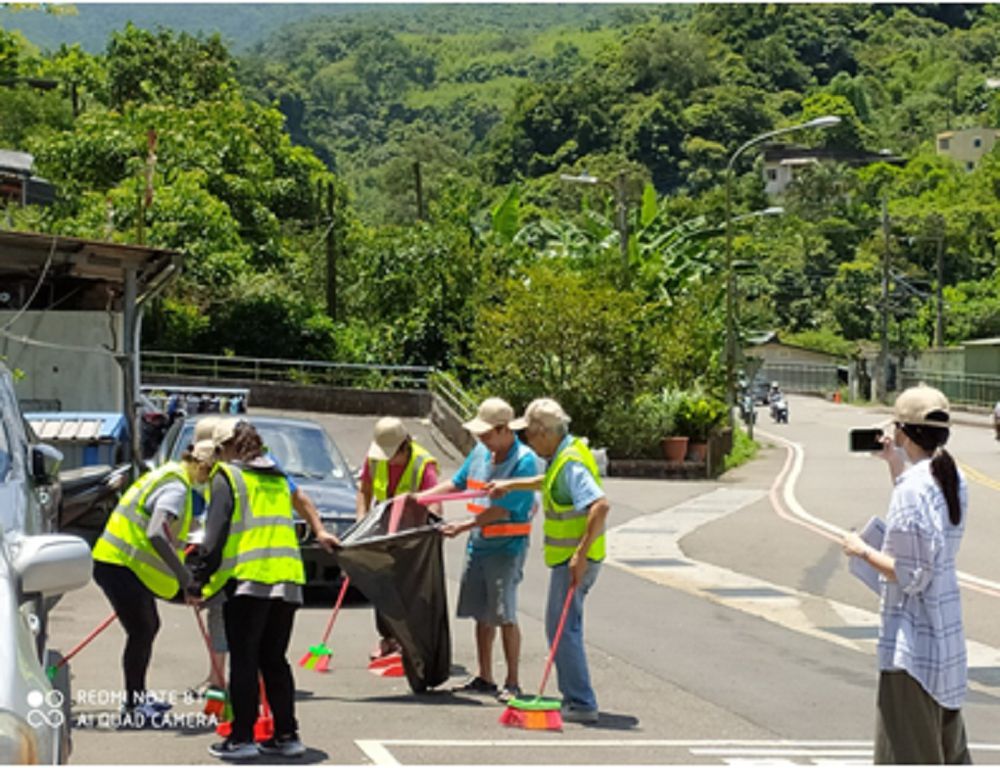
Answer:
[
  {"left": 0, "top": 149, "right": 33, "bottom": 173},
  {"left": 25, "top": 412, "right": 128, "bottom": 442}
]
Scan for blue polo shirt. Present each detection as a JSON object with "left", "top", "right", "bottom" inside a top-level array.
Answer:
[{"left": 452, "top": 437, "right": 540, "bottom": 557}]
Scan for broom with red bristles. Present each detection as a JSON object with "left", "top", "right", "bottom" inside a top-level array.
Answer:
[
  {"left": 192, "top": 606, "right": 230, "bottom": 720},
  {"left": 298, "top": 575, "right": 350, "bottom": 672},
  {"left": 499, "top": 585, "right": 576, "bottom": 731}
]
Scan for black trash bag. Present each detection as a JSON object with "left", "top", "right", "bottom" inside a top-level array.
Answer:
[{"left": 337, "top": 495, "right": 449, "bottom": 693}]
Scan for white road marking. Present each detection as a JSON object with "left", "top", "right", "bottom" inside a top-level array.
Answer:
[
  {"left": 758, "top": 427, "right": 1000, "bottom": 599},
  {"left": 353, "top": 738, "right": 1000, "bottom": 765},
  {"left": 356, "top": 739, "right": 401, "bottom": 766},
  {"left": 605, "top": 461, "right": 1000, "bottom": 692}
]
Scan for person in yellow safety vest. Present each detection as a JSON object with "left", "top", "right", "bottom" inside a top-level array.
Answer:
[
  {"left": 354, "top": 416, "right": 442, "bottom": 660},
  {"left": 420, "top": 397, "right": 541, "bottom": 703},
  {"left": 487, "top": 398, "right": 609, "bottom": 725},
  {"left": 187, "top": 417, "right": 338, "bottom": 699},
  {"left": 92, "top": 439, "right": 215, "bottom": 723},
  {"left": 188, "top": 420, "right": 310, "bottom": 761}
]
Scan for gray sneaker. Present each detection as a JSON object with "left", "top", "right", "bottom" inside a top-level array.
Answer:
[
  {"left": 561, "top": 705, "right": 599, "bottom": 724},
  {"left": 208, "top": 740, "right": 259, "bottom": 760},
  {"left": 257, "top": 735, "right": 306, "bottom": 758}
]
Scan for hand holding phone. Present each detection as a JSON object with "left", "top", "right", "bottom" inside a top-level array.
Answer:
[{"left": 849, "top": 427, "right": 884, "bottom": 452}]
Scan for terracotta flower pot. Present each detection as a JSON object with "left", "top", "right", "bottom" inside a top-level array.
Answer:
[
  {"left": 686, "top": 440, "right": 708, "bottom": 462},
  {"left": 660, "top": 436, "right": 689, "bottom": 462}
]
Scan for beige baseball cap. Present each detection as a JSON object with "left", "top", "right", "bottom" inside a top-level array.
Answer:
[
  {"left": 509, "top": 398, "right": 570, "bottom": 431},
  {"left": 463, "top": 397, "right": 514, "bottom": 435},
  {"left": 194, "top": 416, "right": 221, "bottom": 443},
  {"left": 212, "top": 417, "right": 241, "bottom": 447},
  {"left": 192, "top": 439, "right": 217, "bottom": 463},
  {"left": 893, "top": 385, "right": 950, "bottom": 428},
  {"left": 368, "top": 416, "right": 408, "bottom": 460}
]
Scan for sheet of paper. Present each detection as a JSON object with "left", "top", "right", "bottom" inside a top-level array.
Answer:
[{"left": 848, "top": 515, "right": 886, "bottom": 595}]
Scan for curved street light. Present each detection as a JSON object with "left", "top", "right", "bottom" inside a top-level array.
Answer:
[
  {"left": 724, "top": 115, "right": 841, "bottom": 423},
  {"left": 560, "top": 171, "right": 630, "bottom": 287}
]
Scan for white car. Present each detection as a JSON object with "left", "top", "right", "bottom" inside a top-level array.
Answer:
[{"left": 0, "top": 365, "right": 92, "bottom": 763}]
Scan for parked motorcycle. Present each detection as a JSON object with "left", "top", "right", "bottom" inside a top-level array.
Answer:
[{"left": 58, "top": 463, "right": 130, "bottom": 535}]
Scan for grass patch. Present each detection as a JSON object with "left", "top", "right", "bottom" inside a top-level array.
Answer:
[{"left": 723, "top": 425, "right": 759, "bottom": 472}]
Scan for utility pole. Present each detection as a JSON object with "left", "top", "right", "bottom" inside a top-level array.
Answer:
[
  {"left": 934, "top": 214, "right": 945, "bottom": 348},
  {"left": 325, "top": 181, "right": 337, "bottom": 322},
  {"left": 879, "top": 196, "right": 891, "bottom": 401},
  {"left": 413, "top": 161, "right": 425, "bottom": 221}
]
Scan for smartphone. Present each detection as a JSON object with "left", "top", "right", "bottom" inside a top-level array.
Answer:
[{"left": 849, "top": 427, "right": 884, "bottom": 452}]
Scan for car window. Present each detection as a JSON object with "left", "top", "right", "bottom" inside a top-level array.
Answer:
[{"left": 172, "top": 420, "right": 351, "bottom": 482}]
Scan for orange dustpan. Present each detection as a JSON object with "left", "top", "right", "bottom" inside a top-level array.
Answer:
[{"left": 499, "top": 585, "right": 576, "bottom": 731}]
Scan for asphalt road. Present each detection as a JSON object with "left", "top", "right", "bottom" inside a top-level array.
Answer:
[{"left": 46, "top": 403, "right": 1000, "bottom": 765}]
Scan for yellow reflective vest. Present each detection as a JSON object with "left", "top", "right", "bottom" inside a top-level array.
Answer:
[
  {"left": 92, "top": 462, "right": 193, "bottom": 599},
  {"left": 202, "top": 462, "right": 304, "bottom": 599},
  {"left": 541, "top": 437, "right": 606, "bottom": 567},
  {"left": 369, "top": 441, "right": 437, "bottom": 502}
]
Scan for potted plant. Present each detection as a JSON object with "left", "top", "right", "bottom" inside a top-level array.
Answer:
[
  {"left": 675, "top": 392, "right": 725, "bottom": 462},
  {"left": 656, "top": 388, "right": 687, "bottom": 461},
  {"left": 595, "top": 393, "right": 677, "bottom": 461}
]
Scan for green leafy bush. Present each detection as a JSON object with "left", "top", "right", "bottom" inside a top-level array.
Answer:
[{"left": 675, "top": 391, "right": 726, "bottom": 442}]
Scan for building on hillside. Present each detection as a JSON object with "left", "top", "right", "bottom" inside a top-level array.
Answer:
[
  {"left": 935, "top": 127, "right": 1000, "bottom": 171},
  {"left": 0, "top": 150, "right": 55, "bottom": 207},
  {"left": 761, "top": 145, "right": 903, "bottom": 198}
]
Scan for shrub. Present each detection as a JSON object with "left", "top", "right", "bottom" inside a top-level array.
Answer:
[{"left": 675, "top": 391, "right": 726, "bottom": 442}]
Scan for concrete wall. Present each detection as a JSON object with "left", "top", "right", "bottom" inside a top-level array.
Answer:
[
  {"left": 912, "top": 347, "right": 966, "bottom": 375},
  {"left": 146, "top": 374, "right": 431, "bottom": 417},
  {"left": 965, "top": 345, "right": 1000, "bottom": 375},
  {"left": 0, "top": 311, "right": 122, "bottom": 411}
]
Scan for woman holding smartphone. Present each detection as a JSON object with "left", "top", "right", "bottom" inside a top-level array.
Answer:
[{"left": 842, "top": 385, "right": 971, "bottom": 764}]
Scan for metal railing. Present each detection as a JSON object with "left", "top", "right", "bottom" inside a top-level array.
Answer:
[
  {"left": 901, "top": 369, "right": 1000, "bottom": 407},
  {"left": 428, "top": 370, "right": 478, "bottom": 421},
  {"left": 758, "top": 363, "right": 842, "bottom": 394},
  {"left": 141, "top": 351, "right": 434, "bottom": 391}
]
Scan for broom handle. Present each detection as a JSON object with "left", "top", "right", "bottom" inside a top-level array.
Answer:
[
  {"left": 320, "top": 576, "right": 351, "bottom": 644},
  {"left": 193, "top": 606, "right": 227, "bottom": 685},
  {"left": 56, "top": 611, "right": 118, "bottom": 668},
  {"left": 414, "top": 489, "right": 482, "bottom": 504},
  {"left": 538, "top": 584, "right": 576, "bottom": 697}
]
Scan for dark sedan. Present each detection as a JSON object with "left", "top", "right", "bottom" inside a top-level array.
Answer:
[{"left": 156, "top": 415, "right": 356, "bottom": 589}]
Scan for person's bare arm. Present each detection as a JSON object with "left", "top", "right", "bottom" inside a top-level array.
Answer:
[
  {"left": 842, "top": 532, "right": 897, "bottom": 582},
  {"left": 569, "top": 497, "right": 610, "bottom": 586},
  {"left": 355, "top": 476, "right": 373, "bottom": 520},
  {"left": 485, "top": 474, "right": 544, "bottom": 497},
  {"left": 292, "top": 488, "right": 339, "bottom": 551}
]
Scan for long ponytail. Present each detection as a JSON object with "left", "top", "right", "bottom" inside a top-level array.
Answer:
[{"left": 900, "top": 423, "right": 961, "bottom": 525}]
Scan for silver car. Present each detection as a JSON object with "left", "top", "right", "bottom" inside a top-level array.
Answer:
[{"left": 0, "top": 365, "right": 92, "bottom": 763}]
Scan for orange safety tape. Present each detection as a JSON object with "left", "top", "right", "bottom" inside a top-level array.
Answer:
[{"left": 482, "top": 523, "right": 531, "bottom": 538}]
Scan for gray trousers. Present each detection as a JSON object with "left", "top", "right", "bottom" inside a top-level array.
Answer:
[{"left": 875, "top": 670, "right": 972, "bottom": 764}]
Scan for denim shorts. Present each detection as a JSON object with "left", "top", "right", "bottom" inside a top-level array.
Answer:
[{"left": 456, "top": 546, "right": 527, "bottom": 625}]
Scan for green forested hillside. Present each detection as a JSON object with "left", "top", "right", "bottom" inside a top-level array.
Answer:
[{"left": 4, "top": 4, "right": 1000, "bottom": 451}]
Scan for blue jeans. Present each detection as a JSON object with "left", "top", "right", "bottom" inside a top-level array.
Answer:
[{"left": 545, "top": 560, "right": 601, "bottom": 712}]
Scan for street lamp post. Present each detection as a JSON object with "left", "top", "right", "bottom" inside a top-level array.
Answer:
[
  {"left": 724, "top": 115, "right": 841, "bottom": 424},
  {"left": 560, "top": 171, "right": 630, "bottom": 287}
]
